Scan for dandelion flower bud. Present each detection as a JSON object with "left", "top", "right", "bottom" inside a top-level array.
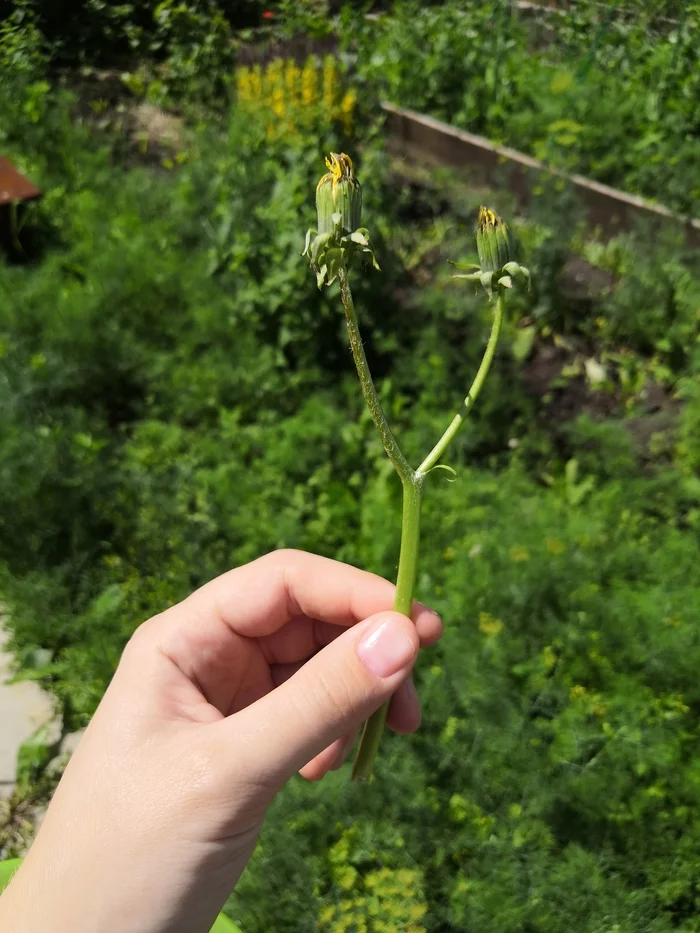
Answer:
[
  {"left": 451, "top": 207, "right": 530, "bottom": 299},
  {"left": 316, "top": 152, "right": 362, "bottom": 236},
  {"left": 304, "top": 152, "right": 378, "bottom": 288},
  {"left": 475, "top": 206, "right": 517, "bottom": 274}
]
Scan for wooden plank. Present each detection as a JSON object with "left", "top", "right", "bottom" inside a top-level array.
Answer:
[
  {"left": 366, "top": 3, "right": 687, "bottom": 29},
  {"left": 0, "top": 158, "right": 41, "bottom": 207},
  {"left": 382, "top": 103, "right": 700, "bottom": 249},
  {"left": 516, "top": 0, "right": 687, "bottom": 29}
]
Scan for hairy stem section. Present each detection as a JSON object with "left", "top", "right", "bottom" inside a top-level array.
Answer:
[{"left": 338, "top": 267, "right": 413, "bottom": 481}]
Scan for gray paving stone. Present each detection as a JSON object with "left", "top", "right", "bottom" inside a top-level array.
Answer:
[{"left": 0, "top": 626, "right": 56, "bottom": 799}]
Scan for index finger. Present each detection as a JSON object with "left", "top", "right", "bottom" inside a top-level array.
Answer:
[{"left": 177, "top": 548, "right": 442, "bottom": 640}]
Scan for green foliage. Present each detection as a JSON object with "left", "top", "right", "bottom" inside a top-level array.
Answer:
[
  {"left": 0, "top": 860, "right": 22, "bottom": 893},
  {"left": 341, "top": 0, "right": 700, "bottom": 215},
  {"left": 14, "top": 726, "right": 53, "bottom": 798},
  {"left": 3, "top": 24, "right": 700, "bottom": 933},
  {"left": 0, "top": 62, "right": 396, "bottom": 724},
  {"left": 0, "top": 0, "right": 262, "bottom": 66},
  {"left": 0, "top": 8, "right": 47, "bottom": 76},
  {"left": 148, "top": 0, "right": 236, "bottom": 100},
  {"left": 0, "top": 0, "right": 246, "bottom": 104},
  {"left": 232, "top": 466, "right": 700, "bottom": 932},
  {"left": 275, "top": 0, "right": 335, "bottom": 38}
]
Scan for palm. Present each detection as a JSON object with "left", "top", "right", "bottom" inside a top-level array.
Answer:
[{"left": 146, "top": 552, "right": 441, "bottom": 779}]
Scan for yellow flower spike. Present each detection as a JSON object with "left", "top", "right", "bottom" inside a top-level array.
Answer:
[
  {"left": 301, "top": 56, "right": 319, "bottom": 110},
  {"left": 339, "top": 88, "right": 356, "bottom": 136},
  {"left": 250, "top": 64, "right": 262, "bottom": 100},
  {"left": 236, "top": 53, "right": 357, "bottom": 142},
  {"left": 284, "top": 59, "right": 301, "bottom": 108},
  {"left": 323, "top": 55, "right": 337, "bottom": 114},
  {"left": 271, "top": 60, "right": 285, "bottom": 96},
  {"left": 261, "top": 61, "right": 274, "bottom": 103},
  {"left": 272, "top": 84, "right": 285, "bottom": 119},
  {"left": 235, "top": 66, "right": 251, "bottom": 103}
]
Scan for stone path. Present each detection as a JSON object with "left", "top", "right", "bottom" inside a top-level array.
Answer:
[{"left": 0, "top": 625, "right": 55, "bottom": 800}]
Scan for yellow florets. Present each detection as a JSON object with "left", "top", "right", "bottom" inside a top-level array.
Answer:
[
  {"left": 319, "top": 151, "right": 354, "bottom": 190},
  {"left": 315, "top": 152, "right": 361, "bottom": 235},
  {"left": 234, "top": 55, "right": 357, "bottom": 140}
]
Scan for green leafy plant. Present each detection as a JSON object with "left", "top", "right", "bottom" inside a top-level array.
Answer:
[
  {"left": 341, "top": 0, "right": 700, "bottom": 216},
  {"left": 4, "top": 37, "right": 700, "bottom": 932}
]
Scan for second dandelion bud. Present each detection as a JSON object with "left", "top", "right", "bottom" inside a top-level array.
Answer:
[
  {"left": 452, "top": 206, "right": 531, "bottom": 299},
  {"left": 475, "top": 206, "right": 516, "bottom": 273}
]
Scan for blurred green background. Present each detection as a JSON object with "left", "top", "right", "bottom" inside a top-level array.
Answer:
[{"left": 2, "top": 2, "right": 700, "bottom": 931}]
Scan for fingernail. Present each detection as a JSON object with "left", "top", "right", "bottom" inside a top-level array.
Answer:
[
  {"left": 417, "top": 600, "right": 439, "bottom": 617},
  {"left": 415, "top": 601, "right": 438, "bottom": 620},
  {"left": 357, "top": 616, "right": 416, "bottom": 678},
  {"left": 331, "top": 736, "right": 352, "bottom": 770},
  {"left": 404, "top": 676, "right": 419, "bottom": 706}
]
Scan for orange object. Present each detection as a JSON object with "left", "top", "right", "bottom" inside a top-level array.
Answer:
[{"left": 0, "top": 157, "right": 41, "bottom": 206}]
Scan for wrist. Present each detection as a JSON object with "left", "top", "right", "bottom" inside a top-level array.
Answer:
[{"left": 1, "top": 798, "right": 250, "bottom": 933}]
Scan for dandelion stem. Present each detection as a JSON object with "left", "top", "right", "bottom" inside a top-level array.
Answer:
[
  {"left": 338, "top": 266, "right": 423, "bottom": 782},
  {"left": 417, "top": 292, "right": 505, "bottom": 475},
  {"left": 351, "top": 475, "right": 423, "bottom": 782},
  {"left": 338, "top": 267, "right": 414, "bottom": 482}
]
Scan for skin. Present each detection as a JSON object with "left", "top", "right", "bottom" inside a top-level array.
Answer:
[{"left": 0, "top": 549, "right": 442, "bottom": 933}]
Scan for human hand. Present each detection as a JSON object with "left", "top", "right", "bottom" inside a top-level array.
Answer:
[{"left": 0, "top": 550, "right": 442, "bottom": 933}]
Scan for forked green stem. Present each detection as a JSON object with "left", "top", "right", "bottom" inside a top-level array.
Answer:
[
  {"left": 418, "top": 293, "right": 504, "bottom": 475},
  {"left": 338, "top": 265, "right": 506, "bottom": 781}
]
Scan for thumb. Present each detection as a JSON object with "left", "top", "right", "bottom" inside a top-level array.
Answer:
[{"left": 225, "top": 611, "right": 419, "bottom": 786}]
